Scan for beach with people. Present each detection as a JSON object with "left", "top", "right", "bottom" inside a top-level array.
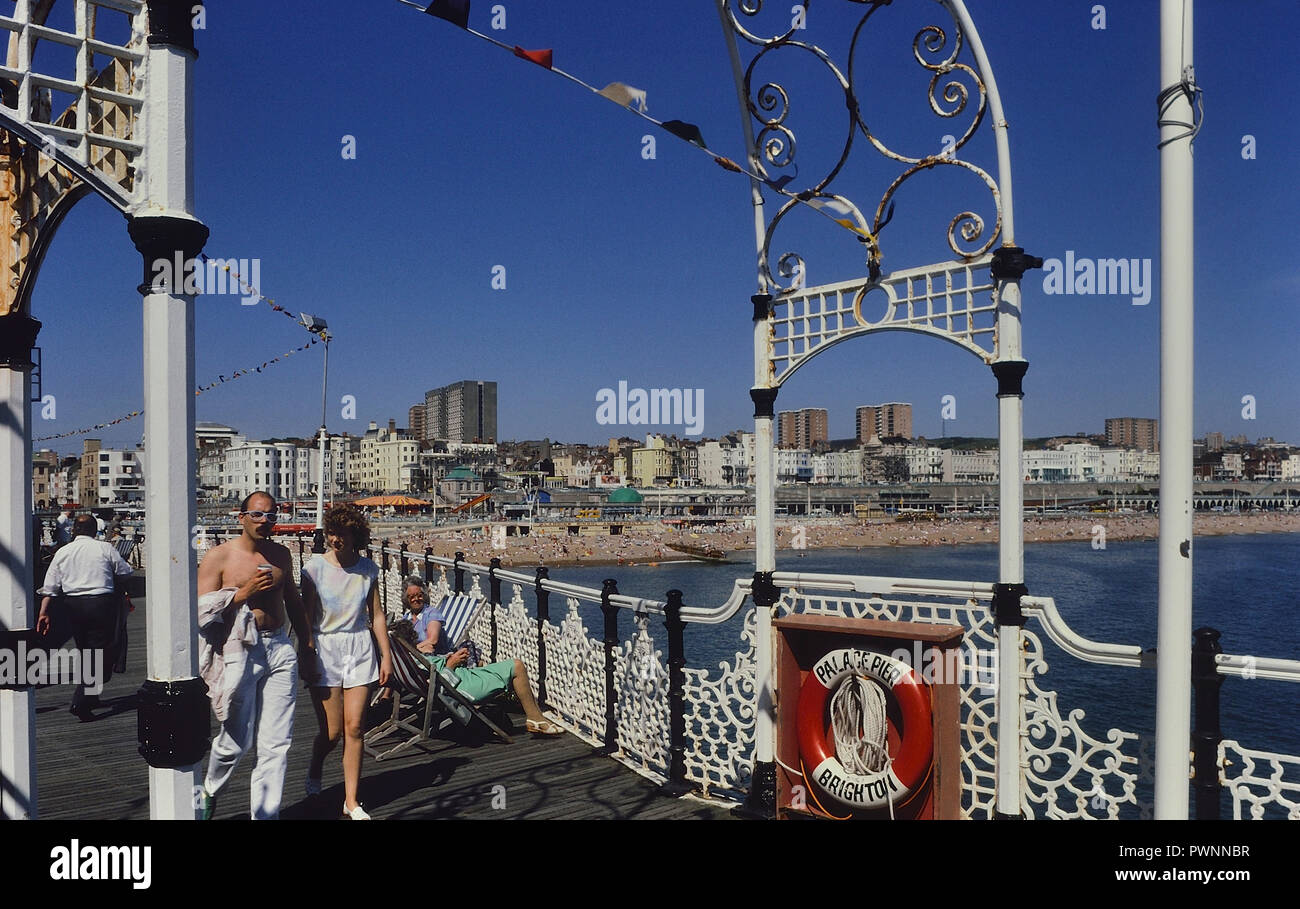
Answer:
[{"left": 391, "top": 511, "right": 1300, "bottom": 569}]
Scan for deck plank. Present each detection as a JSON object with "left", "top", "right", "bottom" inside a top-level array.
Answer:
[{"left": 32, "top": 596, "right": 733, "bottom": 821}]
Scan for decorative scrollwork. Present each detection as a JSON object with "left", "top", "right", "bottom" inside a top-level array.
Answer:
[
  {"left": 913, "top": 24, "right": 963, "bottom": 72},
  {"left": 1220, "top": 740, "right": 1300, "bottom": 820},
  {"left": 722, "top": 1, "right": 1002, "bottom": 305},
  {"left": 1020, "top": 627, "right": 1142, "bottom": 819},
  {"left": 873, "top": 157, "right": 1001, "bottom": 260},
  {"left": 721, "top": 0, "right": 808, "bottom": 47}
]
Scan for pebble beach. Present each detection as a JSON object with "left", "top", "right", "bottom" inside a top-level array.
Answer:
[{"left": 391, "top": 511, "right": 1300, "bottom": 570}]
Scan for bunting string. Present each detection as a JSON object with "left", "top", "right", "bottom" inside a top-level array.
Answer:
[
  {"left": 405, "top": 0, "right": 886, "bottom": 271},
  {"left": 195, "top": 252, "right": 331, "bottom": 341},
  {"left": 35, "top": 336, "right": 324, "bottom": 442}
]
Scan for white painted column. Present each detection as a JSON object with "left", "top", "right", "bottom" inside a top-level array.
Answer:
[
  {"left": 0, "top": 354, "right": 37, "bottom": 819},
  {"left": 1155, "top": 0, "right": 1195, "bottom": 820},
  {"left": 134, "top": 18, "right": 206, "bottom": 820}
]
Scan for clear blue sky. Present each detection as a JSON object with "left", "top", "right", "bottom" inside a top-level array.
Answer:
[{"left": 29, "top": 0, "right": 1300, "bottom": 457}]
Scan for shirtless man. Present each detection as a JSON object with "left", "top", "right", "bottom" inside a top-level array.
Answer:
[{"left": 196, "top": 491, "right": 315, "bottom": 820}]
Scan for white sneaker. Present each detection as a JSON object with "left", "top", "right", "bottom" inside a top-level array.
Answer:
[{"left": 343, "top": 803, "right": 371, "bottom": 820}]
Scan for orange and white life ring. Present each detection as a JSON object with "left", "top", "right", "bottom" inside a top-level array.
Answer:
[{"left": 795, "top": 647, "right": 933, "bottom": 812}]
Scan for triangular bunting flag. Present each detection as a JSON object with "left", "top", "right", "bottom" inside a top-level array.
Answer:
[
  {"left": 765, "top": 174, "right": 795, "bottom": 191},
  {"left": 597, "top": 82, "right": 647, "bottom": 113},
  {"left": 834, "top": 218, "right": 872, "bottom": 238},
  {"left": 425, "top": 0, "right": 470, "bottom": 29},
  {"left": 513, "top": 46, "right": 553, "bottom": 69},
  {"left": 803, "top": 196, "right": 854, "bottom": 216},
  {"left": 662, "top": 120, "right": 706, "bottom": 149}
]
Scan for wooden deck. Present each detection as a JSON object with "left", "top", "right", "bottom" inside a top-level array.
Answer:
[{"left": 32, "top": 595, "right": 732, "bottom": 820}]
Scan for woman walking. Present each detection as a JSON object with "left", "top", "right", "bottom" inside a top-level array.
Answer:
[{"left": 301, "top": 505, "right": 392, "bottom": 819}]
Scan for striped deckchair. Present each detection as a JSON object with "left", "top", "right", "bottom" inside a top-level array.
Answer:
[
  {"left": 112, "top": 537, "right": 138, "bottom": 567},
  {"left": 364, "top": 632, "right": 513, "bottom": 761},
  {"left": 433, "top": 593, "right": 486, "bottom": 653}
]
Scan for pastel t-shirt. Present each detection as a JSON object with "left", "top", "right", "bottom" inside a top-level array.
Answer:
[{"left": 302, "top": 554, "right": 378, "bottom": 634}]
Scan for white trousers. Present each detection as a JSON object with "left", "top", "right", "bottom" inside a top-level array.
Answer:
[{"left": 204, "top": 627, "right": 298, "bottom": 820}]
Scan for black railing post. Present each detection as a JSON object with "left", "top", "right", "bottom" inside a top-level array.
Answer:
[
  {"left": 380, "top": 539, "right": 390, "bottom": 615},
  {"left": 535, "top": 566, "right": 550, "bottom": 709},
  {"left": 597, "top": 578, "right": 620, "bottom": 755},
  {"left": 453, "top": 551, "right": 465, "bottom": 594},
  {"left": 661, "top": 588, "right": 690, "bottom": 796},
  {"left": 488, "top": 557, "right": 502, "bottom": 662},
  {"left": 296, "top": 532, "right": 306, "bottom": 566},
  {"left": 423, "top": 546, "right": 434, "bottom": 583},
  {"left": 1192, "top": 626, "right": 1225, "bottom": 820},
  {"left": 399, "top": 542, "right": 409, "bottom": 579}
]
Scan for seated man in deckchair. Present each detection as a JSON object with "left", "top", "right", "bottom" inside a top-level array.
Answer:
[{"left": 396, "top": 579, "right": 560, "bottom": 735}]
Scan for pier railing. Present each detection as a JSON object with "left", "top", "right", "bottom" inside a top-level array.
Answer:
[
  {"left": 176, "top": 530, "right": 1300, "bottom": 816},
  {"left": 372, "top": 543, "right": 757, "bottom": 800}
]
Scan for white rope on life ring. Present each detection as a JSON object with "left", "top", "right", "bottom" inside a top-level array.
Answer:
[{"left": 796, "top": 647, "right": 933, "bottom": 813}]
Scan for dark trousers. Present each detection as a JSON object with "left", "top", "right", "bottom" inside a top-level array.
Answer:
[{"left": 59, "top": 594, "right": 119, "bottom": 711}]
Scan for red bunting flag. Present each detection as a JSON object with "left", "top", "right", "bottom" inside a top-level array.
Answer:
[{"left": 513, "top": 46, "right": 553, "bottom": 69}]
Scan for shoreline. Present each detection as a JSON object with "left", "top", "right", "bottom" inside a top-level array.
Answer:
[{"left": 392, "top": 512, "right": 1300, "bottom": 570}]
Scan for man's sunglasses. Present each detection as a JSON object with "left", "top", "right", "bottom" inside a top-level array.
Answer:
[{"left": 240, "top": 510, "right": 278, "bottom": 522}]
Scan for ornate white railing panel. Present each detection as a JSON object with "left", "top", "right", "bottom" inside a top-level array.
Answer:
[
  {"left": 614, "top": 614, "right": 671, "bottom": 777},
  {"left": 1219, "top": 741, "right": 1300, "bottom": 820},
  {"left": 536, "top": 597, "right": 612, "bottom": 744},
  {"left": 1020, "top": 626, "right": 1141, "bottom": 819},
  {"left": 681, "top": 607, "right": 758, "bottom": 800}
]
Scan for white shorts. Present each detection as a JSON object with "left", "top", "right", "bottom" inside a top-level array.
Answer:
[{"left": 313, "top": 628, "right": 378, "bottom": 689}]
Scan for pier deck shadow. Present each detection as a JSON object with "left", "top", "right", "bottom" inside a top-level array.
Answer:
[{"left": 32, "top": 596, "right": 731, "bottom": 821}]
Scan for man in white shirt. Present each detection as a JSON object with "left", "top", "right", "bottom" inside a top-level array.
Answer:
[{"left": 37, "top": 514, "right": 134, "bottom": 720}]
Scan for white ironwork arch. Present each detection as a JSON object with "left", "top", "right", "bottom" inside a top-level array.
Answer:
[{"left": 717, "top": 0, "right": 1037, "bottom": 820}]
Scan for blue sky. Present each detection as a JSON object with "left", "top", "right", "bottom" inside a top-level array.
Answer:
[{"left": 28, "top": 0, "right": 1300, "bottom": 456}]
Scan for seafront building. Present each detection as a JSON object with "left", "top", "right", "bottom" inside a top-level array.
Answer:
[
  {"left": 856, "top": 403, "right": 913, "bottom": 442},
  {"left": 1106, "top": 417, "right": 1159, "bottom": 452},
  {"left": 36, "top": 416, "right": 1289, "bottom": 507},
  {"left": 419, "top": 379, "right": 498, "bottom": 444},
  {"left": 777, "top": 408, "right": 828, "bottom": 449}
]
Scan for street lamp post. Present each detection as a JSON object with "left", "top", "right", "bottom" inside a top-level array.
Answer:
[{"left": 300, "top": 313, "right": 330, "bottom": 554}]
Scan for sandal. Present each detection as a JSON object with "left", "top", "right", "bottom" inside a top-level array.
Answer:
[
  {"left": 526, "top": 718, "right": 564, "bottom": 735},
  {"left": 342, "top": 803, "right": 372, "bottom": 820}
]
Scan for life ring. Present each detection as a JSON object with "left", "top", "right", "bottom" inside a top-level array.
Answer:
[{"left": 795, "top": 647, "right": 932, "bottom": 812}]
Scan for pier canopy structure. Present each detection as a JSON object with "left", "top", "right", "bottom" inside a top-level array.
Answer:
[
  {"left": 716, "top": 0, "right": 1038, "bottom": 818},
  {"left": 0, "top": 0, "right": 206, "bottom": 819}
]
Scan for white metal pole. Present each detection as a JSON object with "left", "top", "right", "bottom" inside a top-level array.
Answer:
[
  {"left": 0, "top": 357, "right": 37, "bottom": 819},
  {"left": 950, "top": 0, "right": 1031, "bottom": 819},
  {"left": 718, "top": 0, "right": 780, "bottom": 815},
  {"left": 1155, "top": 0, "right": 1195, "bottom": 820},
  {"left": 133, "top": 9, "right": 205, "bottom": 820},
  {"left": 314, "top": 339, "right": 328, "bottom": 553}
]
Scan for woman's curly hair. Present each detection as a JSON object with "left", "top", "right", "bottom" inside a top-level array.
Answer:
[{"left": 324, "top": 503, "right": 371, "bottom": 549}]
